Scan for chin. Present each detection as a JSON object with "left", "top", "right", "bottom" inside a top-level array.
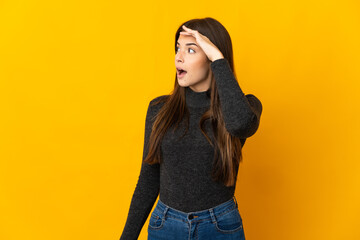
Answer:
[{"left": 177, "top": 80, "right": 189, "bottom": 87}]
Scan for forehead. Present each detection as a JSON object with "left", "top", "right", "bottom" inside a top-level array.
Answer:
[{"left": 176, "top": 34, "right": 197, "bottom": 45}]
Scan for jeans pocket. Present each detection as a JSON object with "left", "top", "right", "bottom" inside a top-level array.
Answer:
[
  {"left": 148, "top": 209, "right": 165, "bottom": 230},
  {"left": 214, "top": 207, "right": 243, "bottom": 233}
]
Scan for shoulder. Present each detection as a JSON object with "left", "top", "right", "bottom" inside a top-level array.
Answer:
[
  {"left": 146, "top": 94, "right": 170, "bottom": 117},
  {"left": 149, "top": 94, "right": 169, "bottom": 105}
]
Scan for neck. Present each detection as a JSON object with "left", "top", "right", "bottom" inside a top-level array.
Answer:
[{"left": 185, "top": 86, "right": 211, "bottom": 108}]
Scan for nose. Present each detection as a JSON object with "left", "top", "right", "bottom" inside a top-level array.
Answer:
[{"left": 175, "top": 51, "right": 183, "bottom": 62}]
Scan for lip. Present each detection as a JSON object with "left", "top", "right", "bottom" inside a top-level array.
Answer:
[
  {"left": 176, "top": 66, "right": 187, "bottom": 72},
  {"left": 177, "top": 69, "right": 187, "bottom": 78},
  {"left": 176, "top": 66, "right": 187, "bottom": 78}
]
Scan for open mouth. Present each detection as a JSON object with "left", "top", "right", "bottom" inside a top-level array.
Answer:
[{"left": 177, "top": 68, "right": 187, "bottom": 78}]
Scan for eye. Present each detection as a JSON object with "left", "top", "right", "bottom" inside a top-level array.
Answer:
[{"left": 176, "top": 47, "right": 196, "bottom": 53}]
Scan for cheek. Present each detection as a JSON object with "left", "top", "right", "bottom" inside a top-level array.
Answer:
[
  {"left": 189, "top": 60, "right": 208, "bottom": 74},
  {"left": 193, "top": 64, "right": 209, "bottom": 77}
]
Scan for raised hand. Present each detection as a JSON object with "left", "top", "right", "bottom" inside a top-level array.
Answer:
[{"left": 180, "top": 25, "right": 224, "bottom": 62}]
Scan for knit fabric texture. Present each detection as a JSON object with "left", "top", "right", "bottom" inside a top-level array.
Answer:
[{"left": 120, "top": 58, "right": 263, "bottom": 240}]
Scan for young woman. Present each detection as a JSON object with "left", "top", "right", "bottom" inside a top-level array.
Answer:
[{"left": 120, "top": 17, "right": 263, "bottom": 240}]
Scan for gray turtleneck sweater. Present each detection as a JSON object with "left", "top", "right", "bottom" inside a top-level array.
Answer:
[{"left": 120, "top": 58, "right": 263, "bottom": 240}]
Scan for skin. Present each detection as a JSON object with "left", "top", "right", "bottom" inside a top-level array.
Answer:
[{"left": 175, "top": 25, "right": 224, "bottom": 92}]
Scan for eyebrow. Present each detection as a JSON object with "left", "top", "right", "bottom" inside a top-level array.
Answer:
[{"left": 176, "top": 42, "right": 198, "bottom": 47}]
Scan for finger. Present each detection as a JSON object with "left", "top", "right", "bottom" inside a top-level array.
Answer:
[
  {"left": 186, "top": 29, "right": 202, "bottom": 39},
  {"left": 182, "top": 25, "right": 190, "bottom": 30},
  {"left": 183, "top": 25, "right": 197, "bottom": 33},
  {"left": 182, "top": 25, "right": 190, "bottom": 31}
]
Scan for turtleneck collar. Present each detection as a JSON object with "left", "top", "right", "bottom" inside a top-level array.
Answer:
[{"left": 185, "top": 86, "right": 211, "bottom": 108}]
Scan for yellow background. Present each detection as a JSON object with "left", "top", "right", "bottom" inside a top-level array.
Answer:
[{"left": 1, "top": 0, "right": 359, "bottom": 239}]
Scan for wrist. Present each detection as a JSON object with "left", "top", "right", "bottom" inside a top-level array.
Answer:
[{"left": 212, "top": 53, "right": 224, "bottom": 62}]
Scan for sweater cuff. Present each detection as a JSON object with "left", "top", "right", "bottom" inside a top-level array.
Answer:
[{"left": 210, "top": 57, "right": 230, "bottom": 71}]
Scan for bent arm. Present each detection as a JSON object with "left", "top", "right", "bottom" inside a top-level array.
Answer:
[{"left": 211, "top": 58, "right": 263, "bottom": 139}]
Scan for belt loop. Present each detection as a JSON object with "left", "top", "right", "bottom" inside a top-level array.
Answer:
[
  {"left": 208, "top": 208, "right": 217, "bottom": 224},
  {"left": 163, "top": 206, "right": 169, "bottom": 218},
  {"left": 233, "top": 196, "right": 238, "bottom": 207}
]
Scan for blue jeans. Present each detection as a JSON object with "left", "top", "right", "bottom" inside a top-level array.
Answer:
[{"left": 147, "top": 196, "right": 245, "bottom": 240}]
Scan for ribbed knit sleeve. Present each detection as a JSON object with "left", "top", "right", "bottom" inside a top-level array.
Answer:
[
  {"left": 211, "top": 58, "right": 263, "bottom": 139},
  {"left": 119, "top": 98, "right": 162, "bottom": 240}
]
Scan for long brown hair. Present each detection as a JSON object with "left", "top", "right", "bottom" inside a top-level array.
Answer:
[{"left": 144, "top": 17, "right": 242, "bottom": 187}]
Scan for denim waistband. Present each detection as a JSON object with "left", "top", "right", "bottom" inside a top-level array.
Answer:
[{"left": 154, "top": 196, "right": 239, "bottom": 223}]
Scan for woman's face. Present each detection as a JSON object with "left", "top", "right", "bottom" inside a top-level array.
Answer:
[{"left": 175, "top": 34, "right": 213, "bottom": 92}]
